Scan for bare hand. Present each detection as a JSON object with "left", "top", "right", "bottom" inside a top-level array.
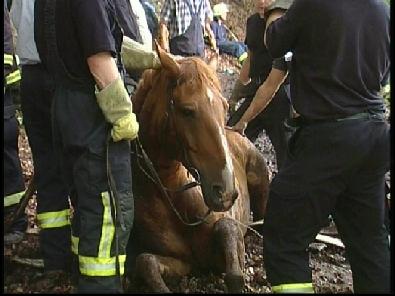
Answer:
[{"left": 225, "top": 121, "right": 247, "bottom": 137}]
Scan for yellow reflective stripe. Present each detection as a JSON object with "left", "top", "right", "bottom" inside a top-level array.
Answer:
[
  {"left": 37, "top": 209, "right": 71, "bottom": 229},
  {"left": 238, "top": 52, "right": 248, "bottom": 63},
  {"left": 98, "top": 192, "right": 115, "bottom": 258},
  {"left": 6, "top": 69, "right": 21, "bottom": 85},
  {"left": 4, "top": 191, "right": 24, "bottom": 207},
  {"left": 71, "top": 235, "right": 79, "bottom": 255},
  {"left": 79, "top": 255, "right": 126, "bottom": 276},
  {"left": 272, "top": 283, "right": 314, "bottom": 293},
  {"left": 4, "top": 54, "right": 13, "bottom": 66}
]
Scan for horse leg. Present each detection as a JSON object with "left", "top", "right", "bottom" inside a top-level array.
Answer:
[
  {"left": 133, "top": 253, "right": 192, "bottom": 293},
  {"left": 213, "top": 217, "right": 245, "bottom": 293}
]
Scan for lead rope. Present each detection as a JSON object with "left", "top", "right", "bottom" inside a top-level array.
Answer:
[
  {"left": 106, "top": 134, "right": 126, "bottom": 293},
  {"left": 135, "top": 137, "right": 212, "bottom": 226}
]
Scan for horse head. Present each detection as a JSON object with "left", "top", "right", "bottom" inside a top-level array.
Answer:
[{"left": 132, "top": 43, "right": 238, "bottom": 212}]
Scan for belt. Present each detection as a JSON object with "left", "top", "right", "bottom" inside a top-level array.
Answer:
[{"left": 285, "top": 110, "right": 386, "bottom": 128}]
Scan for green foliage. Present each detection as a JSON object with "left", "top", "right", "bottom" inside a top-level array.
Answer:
[{"left": 383, "top": 0, "right": 390, "bottom": 6}]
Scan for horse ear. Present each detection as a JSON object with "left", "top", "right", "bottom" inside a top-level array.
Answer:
[
  {"left": 207, "top": 52, "right": 219, "bottom": 72},
  {"left": 154, "top": 39, "right": 181, "bottom": 79}
]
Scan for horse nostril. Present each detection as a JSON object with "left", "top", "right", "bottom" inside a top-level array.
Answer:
[{"left": 211, "top": 183, "right": 224, "bottom": 199}]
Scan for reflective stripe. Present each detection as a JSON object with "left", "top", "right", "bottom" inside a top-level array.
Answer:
[
  {"left": 98, "top": 192, "right": 115, "bottom": 258},
  {"left": 6, "top": 69, "right": 21, "bottom": 85},
  {"left": 4, "top": 53, "right": 13, "bottom": 66},
  {"left": 272, "top": 283, "right": 314, "bottom": 293},
  {"left": 71, "top": 235, "right": 79, "bottom": 255},
  {"left": 238, "top": 52, "right": 248, "bottom": 63},
  {"left": 37, "top": 209, "right": 71, "bottom": 229},
  {"left": 4, "top": 191, "right": 24, "bottom": 207},
  {"left": 79, "top": 255, "right": 126, "bottom": 276}
]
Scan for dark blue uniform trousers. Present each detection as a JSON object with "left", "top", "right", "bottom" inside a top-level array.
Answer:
[
  {"left": 20, "top": 64, "right": 72, "bottom": 272},
  {"left": 51, "top": 83, "right": 134, "bottom": 293},
  {"left": 4, "top": 88, "right": 28, "bottom": 233},
  {"left": 262, "top": 117, "right": 390, "bottom": 293}
]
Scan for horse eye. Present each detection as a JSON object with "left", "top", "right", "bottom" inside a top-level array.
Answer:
[{"left": 181, "top": 108, "right": 195, "bottom": 117}]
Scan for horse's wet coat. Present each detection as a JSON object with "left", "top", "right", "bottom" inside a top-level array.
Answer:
[{"left": 127, "top": 47, "right": 270, "bottom": 293}]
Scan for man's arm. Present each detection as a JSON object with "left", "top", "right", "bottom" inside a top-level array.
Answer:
[
  {"left": 228, "top": 67, "right": 287, "bottom": 134},
  {"left": 87, "top": 52, "right": 119, "bottom": 90}
]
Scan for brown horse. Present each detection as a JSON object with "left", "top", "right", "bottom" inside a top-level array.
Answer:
[{"left": 127, "top": 46, "right": 270, "bottom": 293}]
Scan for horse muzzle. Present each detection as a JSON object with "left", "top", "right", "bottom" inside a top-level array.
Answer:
[{"left": 207, "top": 182, "right": 239, "bottom": 212}]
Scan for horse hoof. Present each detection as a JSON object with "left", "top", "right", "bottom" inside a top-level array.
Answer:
[{"left": 224, "top": 272, "right": 245, "bottom": 293}]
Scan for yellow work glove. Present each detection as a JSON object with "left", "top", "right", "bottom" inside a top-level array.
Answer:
[
  {"left": 121, "top": 36, "right": 161, "bottom": 71},
  {"left": 95, "top": 76, "right": 139, "bottom": 142}
]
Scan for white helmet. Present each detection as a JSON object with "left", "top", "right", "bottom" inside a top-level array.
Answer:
[{"left": 213, "top": 2, "right": 229, "bottom": 17}]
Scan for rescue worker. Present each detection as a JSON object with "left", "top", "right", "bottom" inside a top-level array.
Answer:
[
  {"left": 263, "top": 0, "right": 390, "bottom": 293},
  {"left": 210, "top": 3, "right": 248, "bottom": 65},
  {"left": 226, "top": 0, "right": 292, "bottom": 171},
  {"left": 227, "top": 54, "right": 292, "bottom": 140},
  {"left": 34, "top": 0, "right": 139, "bottom": 292},
  {"left": 10, "top": 0, "right": 72, "bottom": 276},
  {"left": 4, "top": 0, "right": 28, "bottom": 246},
  {"left": 159, "top": 0, "right": 218, "bottom": 58}
]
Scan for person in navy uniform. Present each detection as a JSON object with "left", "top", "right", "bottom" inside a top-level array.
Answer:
[
  {"left": 227, "top": 0, "right": 292, "bottom": 171},
  {"left": 262, "top": 0, "right": 390, "bottom": 293},
  {"left": 4, "top": 0, "right": 28, "bottom": 247},
  {"left": 34, "top": 0, "right": 139, "bottom": 292}
]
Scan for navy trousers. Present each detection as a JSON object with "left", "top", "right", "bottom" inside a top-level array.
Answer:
[
  {"left": 4, "top": 88, "right": 28, "bottom": 233},
  {"left": 263, "top": 116, "right": 390, "bottom": 293},
  {"left": 20, "top": 64, "right": 72, "bottom": 272}
]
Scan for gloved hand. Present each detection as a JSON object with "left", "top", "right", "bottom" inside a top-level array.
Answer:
[
  {"left": 265, "top": 0, "right": 294, "bottom": 18},
  {"left": 121, "top": 36, "right": 161, "bottom": 71},
  {"left": 95, "top": 76, "right": 139, "bottom": 142}
]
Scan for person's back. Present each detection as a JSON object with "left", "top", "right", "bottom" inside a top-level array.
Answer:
[
  {"left": 159, "top": 0, "right": 217, "bottom": 57},
  {"left": 266, "top": 0, "right": 390, "bottom": 120},
  {"left": 262, "top": 0, "right": 390, "bottom": 293}
]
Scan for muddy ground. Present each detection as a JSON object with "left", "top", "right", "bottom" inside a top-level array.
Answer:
[{"left": 3, "top": 50, "right": 362, "bottom": 293}]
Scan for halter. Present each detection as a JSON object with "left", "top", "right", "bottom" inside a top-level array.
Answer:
[{"left": 134, "top": 78, "right": 212, "bottom": 226}]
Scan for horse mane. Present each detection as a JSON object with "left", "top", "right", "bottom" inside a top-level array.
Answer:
[{"left": 132, "top": 57, "right": 223, "bottom": 117}]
